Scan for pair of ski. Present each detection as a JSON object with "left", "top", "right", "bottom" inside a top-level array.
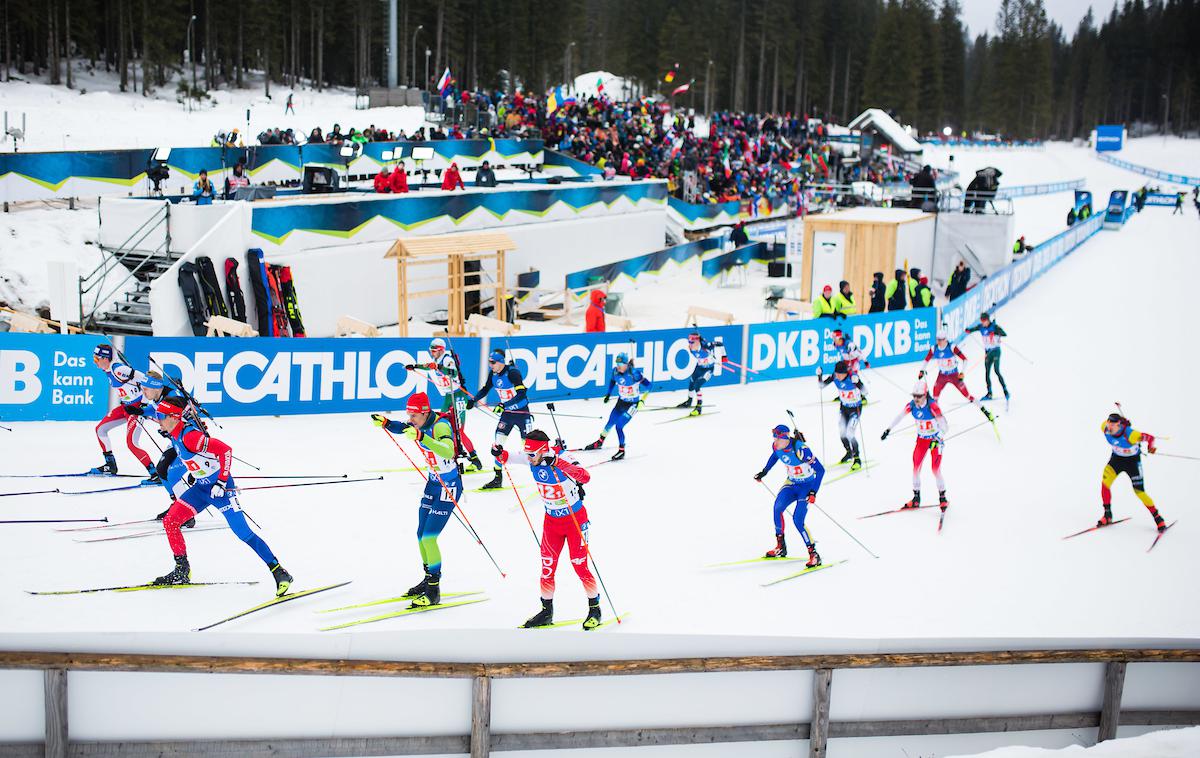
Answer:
[
  {"left": 859, "top": 502, "right": 950, "bottom": 532},
  {"left": 1063, "top": 517, "right": 1178, "bottom": 552},
  {"left": 523, "top": 613, "right": 630, "bottom": 631},
  {"left": 656, "top": 410, "right": 721, "bottom": 425},
  {"left": 705, "top": 554, "right": 848, "bottom": 586},
  {"left": 316, "top": 591, "right": 489, "bottom": 631}
]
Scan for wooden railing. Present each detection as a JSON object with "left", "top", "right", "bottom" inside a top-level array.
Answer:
[{"left": 1, "top": 648, "right": 1198, "bottom": 758}]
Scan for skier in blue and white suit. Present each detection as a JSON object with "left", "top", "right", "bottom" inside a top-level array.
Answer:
[
  {"left": 583, "top": 352, "right": 652, "bottom": 460},
  {"left": 675, "top": 331, "right": 724, "bottom": 415},
  {"left": 472, "top": 350, "right": 534, "bottom": 490},
  {"left": 753, "top": 425, "right": 825, "bottom": 567}
]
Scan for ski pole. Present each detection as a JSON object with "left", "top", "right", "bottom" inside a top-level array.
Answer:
[
  {"left": 491, "top": 408, "right": 603, "bottom": 420},
  {"left": 1001, "top": 340, "right": 1035, "bottom": 365},
  {"left": 563, "top": 500, "right": 622, "bottom": 625},
  {"left": 380, "top": 427, "right": 506, "bottom": 578},
  {"left": 500, "top": 461, "right": 542, "bottom": 549},
  {"left": 867, "top": 364, "right": 909, "bottom": 395},
  {"left": 233, "top": 476, "right": 382, "bottom": 493},
  {"left": 0, "top": 423, "right": 12, "bottom": 432},
  {"left": 1, "top": 517, "right": 109, "bottom": 525},
  {"left": 0, "top": 489, "right": 61, "bottom": 497},
  {"left": 719, "top": 356, "right": 763, "bottom": 375},
  {"left": 1153, "top": 452, "right": 1200, "bottom": 462},
  {"left": 238, "top": 474, "right": 351, "bottom": 480},
  {"left": 545, "top": 403, "right": 568, "bottom": 447}
]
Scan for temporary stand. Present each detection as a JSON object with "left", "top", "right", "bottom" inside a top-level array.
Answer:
[{"left": 385, "top": 230, "right": 515, "bottom": 337}]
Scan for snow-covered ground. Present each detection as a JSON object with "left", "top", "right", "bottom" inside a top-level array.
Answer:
[
  {"left": 0, "top": 65, "right": 423, "bottom": 152},
  {"left": 954, "top": 726, "right": 1200, "bottom": 757}
]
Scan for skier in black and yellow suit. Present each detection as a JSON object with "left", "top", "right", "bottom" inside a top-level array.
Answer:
[{"left": 1098, "top": 413, "right": 1167, "bottom": 532}]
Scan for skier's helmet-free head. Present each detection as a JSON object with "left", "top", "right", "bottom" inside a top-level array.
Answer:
[
  {"left": 912, "top": 380, "right": 929, "bottom": 400},
  {"left": 523, "top": 429, "right": 553, "bottom": 462},
  {"left": 429, "top": 338, "right": 447, "bottom": 355},
  {"left": 979, "top": 311, "right": 991, "bottom": 324},
  {"left": 834, "top": 360, "right": 849, "bottom": 376}
]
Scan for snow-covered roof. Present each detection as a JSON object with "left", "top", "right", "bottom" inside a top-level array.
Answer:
[
  {"left": 813, "top": 207, "right": 931, "bottom": 224},
  {"left": 847, "top": 108, "right": 924, "bottom": 155}
]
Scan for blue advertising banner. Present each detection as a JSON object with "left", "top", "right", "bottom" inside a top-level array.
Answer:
[
  {"left": 940, "top": 212, "right": 1104, "bottom": 337},
  {"left": 1094, "top": 125, "right": 1125, "bottom": 152},
  {"left": 121, "top": 336, "right": 482, "bottom": 417},
  {"left": 1105, "top": 190, "right": 1129, "bottom": 223},
  {"left": 746, "top": 309, "right": 938, "bottom": 381},
  {"left": 565, "top": 237, "right": 723, "bottom": 291},
  {"left": 496, "top": 326, "right": 744, "bottom": 402},
  {"left": 0, "top": 334, "right": 111, "bottom": 421},
  {"left": 700, "top": 242, "right": 782, "bottom": 280}
]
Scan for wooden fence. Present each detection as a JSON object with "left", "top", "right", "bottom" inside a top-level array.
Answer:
[{"left": 1, "top": 648, "right": 1198, "bottom": 758}]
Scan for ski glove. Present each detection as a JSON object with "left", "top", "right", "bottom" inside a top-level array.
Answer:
[
  {"left": 577, "top": 482, "right": 586, "bottom": 499},
  {"left": 880, "top": 429, "right": 890, "bottom": 441},
  {"left": 124, "top": 403, "right": 145, "bottom": 416},
  {"left": 497, "top": 450, "right": 509, "bottom": 464},
  {"left": 210, "top": 481, "right": 226, "bottom": 499},
  {"left": 754, "top": 470, "right": 767, "bottom": 481},
  {"left": 403, "top": 425, "right": 423, "bottom": 443},
  {"left": 637, "top": 393, "right": 648, "bottom": 409},
  {"left": 371, "top": 414, "right": 389, "bottom": 428},
  {"left": 806, "top": 492, "right": 816, "bottom": 504},
  {"left": 555, "top": 438, "right": 567, "bottom": 451},
  {"left": 602, "top": 395, "right": 610, "bottom": 404}
]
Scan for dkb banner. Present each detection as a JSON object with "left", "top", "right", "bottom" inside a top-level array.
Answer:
[
  {"left": 746, "top": 309, "right": 938, "bottom": 381},
  {"left": 0, "top": 334, "right": 111, "bottom": 421},
  {"left": 497, "top": 326, "right": 744, "bottom": 402},
  {"left": 121, "top": 336, "right": 482, "bottom": 417}
]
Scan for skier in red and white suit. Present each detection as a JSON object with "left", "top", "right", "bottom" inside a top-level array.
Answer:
[
  {"left": 919, "top": 329, "right": 995, "bottom": 423},
  {"left": 89, "top": 344, "right": 155, "bottom": 478},
  {"left": 880, "top": 380, "right": 950, "bottom": 511},
  {"left": 501, "top": 429, "right": 602, "bottom": 630}
]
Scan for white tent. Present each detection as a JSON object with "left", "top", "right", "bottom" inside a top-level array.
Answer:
[
  {"left": 847, "top": 108, "right": 924, "bottom": 155},
  {"left": 571, "top": 70, "right": 636, "bottom": 100}
]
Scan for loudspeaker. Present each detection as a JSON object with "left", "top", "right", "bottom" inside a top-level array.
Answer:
[
  {"left": 464, "top": 259, "right": 482, "bottom": 315},
  {"left": 768, "top": 262, "right": 792, "bottom": 278},
  {"left": 302, "top": 166, "right": 339, "bottom": 194}
]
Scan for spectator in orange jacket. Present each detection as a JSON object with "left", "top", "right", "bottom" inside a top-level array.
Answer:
[
  {"left": 585, "top": 289, "right": 607, "bottom": 332},
  {"left": 441, "top": 162, "right": 465, "bottom": 191},
  {"left": 390, "top": 161, "right": 410, "bottom": 193},
  {"left": 373, "top": 165, "right": 393, "bottom": 193}
]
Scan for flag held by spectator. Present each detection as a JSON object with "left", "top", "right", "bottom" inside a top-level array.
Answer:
[
  {"left": 547, "top": 86, "right": 563, "bottom": 114},
  {"left": 664, "top": 63, "right": 679, "bottom": 83},
  {"left": 672, "top": 81, "right": 692, "bottom": 97},
  {"left": 436, "top": 67, "right": 454, "bottom": 95}
]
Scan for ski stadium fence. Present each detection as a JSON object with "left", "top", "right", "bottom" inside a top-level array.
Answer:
[
  {"left": 0, "top": 647, "right": 1197, "bottom": 757},
  {"left": 0, "top": 207, "right": 1109, "bottom": 421},
  {"left": 1096, "top": 153, "right": 1200, "bottom": 187}
]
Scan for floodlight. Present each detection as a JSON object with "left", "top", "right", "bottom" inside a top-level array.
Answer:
[
  {"left": 411, "top": 146, "right": 435, "bottom": 161},
  {"left": 153, "top": 147, "right": 172, "bottom": 161}
]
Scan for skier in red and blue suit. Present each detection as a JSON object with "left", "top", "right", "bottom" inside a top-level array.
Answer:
[
  {"left": 504, "top": 430, "right": 602, "bottom": 630},
  {"left": 675, "top": 331, "right": 724, "bottom": 416},
  {"left": 754, "top": 425, "right": 824, "bottom": 567},
  {"left": 881, "top": 380, "right": 950, "bottom": 511},
  {"left": 89, "top": 344, "right": 156, "bottom": 480},
  {"left": 152, "top": 397, "right": 293, "bottom": 596},
  {"left": 583, "top": 352, "right": 651, "bottom": 460},
  {"left": 920, "top": 329, "right": 995, "bottom": 423},
  {"left": 472, "top": 350, "right": 534, "bottom": 490},
  {"left": 372, "top": 392, "right": 462, "bottom": 608}
]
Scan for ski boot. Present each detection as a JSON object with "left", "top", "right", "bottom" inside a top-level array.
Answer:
[
  {"left": 479, "top": 470, "right": 504, "bottom": 490},
  {"left": 689, "top": 402, "right": 703, "bottom": 417},
  {"left": 468, "top": 451, "right": 484, "bottom": 471},
  {"left": 522, "top": 598, "right": 554, "bottom": 628},
  {"left": 675, "top": 397, "right": 693, "bottom": 409},
  {"left": 980, "top": 393, "right": 994, "bottom": 402},
  {"left": 1150, "top": 507, "right": 1167, "bottom": 533},
  {"left": 1003, "top": 389, "right": 1011, "bottom": 401},
  {"left": 141, "top": 465, "right": 162, "bottom": 487},
  {"left": 406, "top": 566, "right": 432, "bottom": 597},
  {"left": 901, "top": 490, "right": 921, "bottom": 510},
  {"left": 850, "top": 457, "right": 862, "bottom": 472},
  {"left": 805, "top": 544, "right": 822, "bottom": 568},
  {"left": 153, "top": 506, "right": 195, "bottom": 529},
  {"left": 270, "top": 563, "right": 293, "bottom": 597},
  {"left": 584, "top": 437, "right": 605, "bottom": 451},
  {"left": 409, "top": 572, "right": 441, "bottom": 608},
  {"left": 152, "top": 555, "right": 191, "bottom": 586},
  {"left": 582, "top": 596, "right": 603, "bottom": 630},
  {"left": 1096, "top": 506, "right": 1114, "bottom": 527},
  {"left": 765, "top": 533, "right": 787, "bottom": 558},
  {"left": 838, "top": 449, "right": 855, "bottom": 465},
  {"left": 938, "top": 490, "right": 949, "bottom": 512},
  {"left": 89, "top": 452, "right": 118, "bottom": 476}
]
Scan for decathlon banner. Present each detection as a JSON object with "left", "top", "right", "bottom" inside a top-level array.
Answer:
[
  {"left": 496, "top": 326, "right": 744, "bottom": 401},
  {"left": 746, "top": 309, "right": 937, "bottom": 381},
  {"left": 121, "top": 336, "right": 482, "bottom": 417},
  {"left": 0, "top": 334, "right": 111, "bottom": 421}
]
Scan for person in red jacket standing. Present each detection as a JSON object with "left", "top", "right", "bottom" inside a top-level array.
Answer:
[
  {"left": 441, "top": 161, "right": 465, "bottom": 190},
  {"left": 373, "top": 164, "right": 393, "bottom": 193},
  {"left": 390, "top": 160, "right": 410, "bottom": 193},
  {"left": 585, "top": 289, "right": 607, "bottom": 332}
]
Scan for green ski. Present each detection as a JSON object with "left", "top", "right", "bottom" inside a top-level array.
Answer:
[
  {"left": 704, "top": 555, "right": 805, "bottom": 569},
  {"left": 585, "top": 612, "right": 631, "bottom": 630},
  {"left": 318, "top": 591, "right": 483, "bottom": 613},
  {"left": 761, "top": 560, "right": 848, "bottom": 587},
  {"left": 28, "top": 581, "right": 259, "bottom": 596},
  {"left": 195, "top": 581, "right": 352, "bottom": 631},
  {"left": 319, "top": 597, "right": 489, "bottom": 631}
]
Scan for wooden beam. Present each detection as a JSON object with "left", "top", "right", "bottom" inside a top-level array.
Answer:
[
  {"left": 386, "top": 230, "right": 517, "bottom": 259},
  {"left": 471, "top": 676, "right": 492, "bottom": 758},
  {"left": 44, "top": 669, "right": 67, "bottom": 758},
  {"left": 1098, "top": 661, "right": 1127, "bottom": 742},
  {"left": 67, "top": 736, "right": 469, "bottom": 757},
  {"left": 0, "top": 650, "right": 1199, "bottom": 681},
  {"left": 810, "top": 668, "right": 832, "bottom": 758}
]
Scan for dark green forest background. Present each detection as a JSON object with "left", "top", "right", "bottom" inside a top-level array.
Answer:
[{"left": 2, "top": 0, "right": 1198, "bottom": 138}]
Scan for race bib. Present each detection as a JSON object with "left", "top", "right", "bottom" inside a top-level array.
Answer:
[{"left": 618, "top": 383, "right": 638, "bottom": 399}]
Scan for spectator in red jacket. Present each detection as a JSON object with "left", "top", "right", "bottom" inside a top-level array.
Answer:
[
  {"left": 585, "top": 289, "right": 607, "bottom": 332},
  {"left": 441, "top": 162, "right": 465, "bottom": 191},
  {"left": 373, "top": 165, "right": 393, "bottom": 193},
  {"left": 390, "top": 161, "right": 410, "bottom": 193}
]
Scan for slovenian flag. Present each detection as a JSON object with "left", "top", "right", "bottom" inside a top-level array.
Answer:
[{"left": 436, "top": 67, "right": 453, "bottom": 95}]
